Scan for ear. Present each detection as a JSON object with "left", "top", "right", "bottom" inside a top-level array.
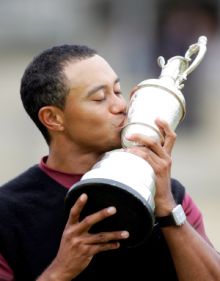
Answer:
[{"left": 38, "top": 106, "right": 64, "bottom": 132}]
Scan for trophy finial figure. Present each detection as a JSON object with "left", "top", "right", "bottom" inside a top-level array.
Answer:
[{"left": 157, "top": 35, "right": 207, "bottom": 90}]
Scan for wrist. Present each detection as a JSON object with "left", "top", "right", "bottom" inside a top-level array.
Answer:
[
  {"left": 154, "top": 197, "right": 177, "bottom": 217},
  {"left": 36, "top": 261, "right": 73, "bottom": 281},
  {"left": 155, "top": 204, "right": 186, "bottom": 228}
]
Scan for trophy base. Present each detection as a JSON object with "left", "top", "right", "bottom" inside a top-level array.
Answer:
[{"left": 65, "top": 178, "right": 155, "bottom": 249}]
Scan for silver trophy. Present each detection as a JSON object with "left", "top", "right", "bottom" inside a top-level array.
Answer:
[{"left": 65, "top": 36, "right": 207, "bottom": 248}]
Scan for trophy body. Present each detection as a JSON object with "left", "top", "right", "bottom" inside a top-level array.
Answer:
[
  {"left": 121, "top": 59, "right": 187, "bottom": 147},
  {"left": 65, "top": 36, "right": 207, "bottom": 248},
  {"left": 122, "top": 35, "right": 207, "bottom": 147}
]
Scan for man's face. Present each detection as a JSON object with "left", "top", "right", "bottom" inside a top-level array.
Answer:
[{"left": 62, "top": 55, "right": 127, "bottom": 153}]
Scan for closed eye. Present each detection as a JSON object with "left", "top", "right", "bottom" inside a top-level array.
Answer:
[
  {"left": 90, "top": 91, "right": 106, "bottom": 101},
  {"left": 114, "top": 91, "right": 123, "bottom": 97},
  {"left": 93, "top": 97, "right": 106, "bottom": 102}
]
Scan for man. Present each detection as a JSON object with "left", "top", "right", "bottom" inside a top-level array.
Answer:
[{"left": 0, "top": 45, "right": 219, "bottom": 281}]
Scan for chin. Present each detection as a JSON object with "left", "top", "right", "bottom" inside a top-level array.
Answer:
[
  {"left": 110, "top": 141, "right": 122, "bottom": 150},
  {"left": 100, "top": 141, "right": 121, "bottom": 153},
  {"left": 99, "top": 134, "right": 122, "bottom": 152}
]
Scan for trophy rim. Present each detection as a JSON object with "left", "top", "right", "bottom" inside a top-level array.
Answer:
[{"left": 65, "top": 177, "right": 155, "bottom": 248}]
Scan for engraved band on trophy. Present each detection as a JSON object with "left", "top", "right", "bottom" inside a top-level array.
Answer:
[{"left": 65, "top": 36, "right": 207, "bottom": 248}]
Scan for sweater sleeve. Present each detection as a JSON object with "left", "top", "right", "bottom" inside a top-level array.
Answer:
[
  {"left": 182, "top": 192, "right": 212, "bottom": 244},
  {"left": 0, "top": 254, "right": 14, "bottom": 281}
]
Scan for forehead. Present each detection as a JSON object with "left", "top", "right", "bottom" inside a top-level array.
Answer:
[{"left": 63, "top": 55, "right": 118, "bottom": 89}]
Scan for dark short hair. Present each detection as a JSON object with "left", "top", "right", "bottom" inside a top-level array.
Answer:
[{"left": 20, "top": 44, "right": 97, "bottom": 144}]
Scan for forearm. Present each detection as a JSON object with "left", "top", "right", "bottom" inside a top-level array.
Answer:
[
  {"left": 36, "top": 269, "right": 71, "bottom": 281},
  {"left": 162, "top": 222, "right": 220, "bottom": 281},
  {"left": 36, "top": 259, "right": 77, "bottom": 281}
]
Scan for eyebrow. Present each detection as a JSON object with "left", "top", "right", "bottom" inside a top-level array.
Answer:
[{"left": 87, "top": 77, "right": 120, "bottom": 97}]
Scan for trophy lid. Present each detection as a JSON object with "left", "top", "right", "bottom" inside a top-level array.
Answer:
[{"left": 158, "top": 55, "right": 189, "bottom": 87}]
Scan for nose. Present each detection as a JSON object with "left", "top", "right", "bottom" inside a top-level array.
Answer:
[{"left": 110, "top": 94, "right": 127, "bottom": 114}]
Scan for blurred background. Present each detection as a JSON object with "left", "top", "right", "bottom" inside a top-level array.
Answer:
[{"left": 0, "top": 0, "right": 220, "bottom": 250}]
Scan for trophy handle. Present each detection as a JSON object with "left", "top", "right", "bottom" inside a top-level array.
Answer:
[{"left": 178, "top": 36, "right": 207, "bottom": 84}]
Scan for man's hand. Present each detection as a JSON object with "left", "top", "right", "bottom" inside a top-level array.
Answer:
[
  {"left": 125, "top": 118, "right": 177, "bottom": 216},
  {"left": 37, "top": 193, "right": 129, "bottom": 281}
]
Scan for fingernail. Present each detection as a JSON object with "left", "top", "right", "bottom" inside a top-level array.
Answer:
[
  {"left": 121, "top": 231, "right": 129, "bottom": 238},
  {"left": 125, "top": 134, "right": 132, "bottom": 140},
  {"left": 80, "top": 193, "right": 87, "bottom": 201},
  {"left": 107, "top": 207, "right": 116, "bottom": 214}
]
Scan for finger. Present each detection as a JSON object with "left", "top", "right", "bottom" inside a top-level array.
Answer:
[
  {"left": 66, "top": 193, "right": 88, "bottom": 226},
  {"left": 87, "top": 230, "right": 129, "bottom": 245},
  {"left": 77, "top": 206, "right": 118, "bottom": 233},
  {"left": 126, "top": 145, "right": 164, "bottom": 176},
  {"left": 155, "top": 119, "right": 176, "bottom": 154},
  {"left": 126, "top": 134, "right": 163, "bottom": 157},
  {"left": 145, "top": 153, "right": 171, "bottom": 176},
  {"left": 84, "top": 241, "right": 121, "bottom": 256},
  {"left": 126, "top": 135, "right": 171, "bottom": 175},
  {"left": 83, "top": 231, "right": 129, "bottom": 255}
]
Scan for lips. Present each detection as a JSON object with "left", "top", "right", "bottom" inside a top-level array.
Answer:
[{"left": 118, "top": 116, "right": 127, "bottom": 128}]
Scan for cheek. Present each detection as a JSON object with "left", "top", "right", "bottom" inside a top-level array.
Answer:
[
  {"left": 84, "top": 116, "right": 109, "bottom": 135},
  {"left": 79, "top": 106, "right": 108, "bottom": 127},
  {"left": 63, "top": 100, "right": 112, "bottom": 135},
  {"left": 65, "top": 108, "right": 107, "bottom": 132}
]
